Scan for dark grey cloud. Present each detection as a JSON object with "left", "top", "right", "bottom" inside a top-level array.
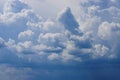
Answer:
[{"left": 57, "top": 7, "right": 80, "bottom": 35}]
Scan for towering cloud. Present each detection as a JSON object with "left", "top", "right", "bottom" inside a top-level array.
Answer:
[{"left": 57, "top": 7, "right": 80, "bottom": 35}]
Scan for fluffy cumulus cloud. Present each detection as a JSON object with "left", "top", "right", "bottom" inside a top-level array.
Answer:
[
  {"left": 0, "top": 0, "right": 120, "bottom": 80},
  {"left": 18, "top": 30, "right": 34, "bottom": 40}
]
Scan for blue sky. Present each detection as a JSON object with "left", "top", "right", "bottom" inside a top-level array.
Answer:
[{"left": 0, "top": 0, "right": 120, "bottom": 80}]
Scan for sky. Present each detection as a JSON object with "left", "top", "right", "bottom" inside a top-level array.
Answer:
[{"left": 0, "top": 0, "right": 120, "bottom": 80}]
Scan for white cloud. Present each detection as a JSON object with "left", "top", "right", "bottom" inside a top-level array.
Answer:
[
  {"left": 0, "top": 0, "right": 41, "bottom": 40},
  {"left": 98, "top": 22, "right": 120, "bottom": 41},
  {"left": 20, "top": 0, "right": 81, "bottom": 19},
  {"left": 3, "top": 0, "right": 28, "bottom": 13},
  {"left": 98, "top": 21, "right": 120, "bottom": 56},
  {"left": 18, "top": 30, "right": 34, "bottom": 40},
  {"left": 0, "top": 0, "right": 120, "bottom": 79},
  {"left": 0, "top": 0, "right": 120, "bottom": 66},
  {"left": 15, "top": 41, "right": 32, "bottom": 53},
  {"left": 48, "top": 53, "right": 60, "bottom": 60},
  {"left": 0, "top": 65, "right": 32, "bottom": 80},
  {"left": 92, "top": 44, "right": 109, "bottom": 58},
  {"left": 61, "top": 40, "right": 81, "bottom": 62},
  {"left": 37, "top": 33, "right": 65, "bottom": 47},
  {"left": 62, "top": 51, "right": 81, "bottom": 62}
]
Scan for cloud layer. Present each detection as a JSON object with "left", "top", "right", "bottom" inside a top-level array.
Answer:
[{"left": 0, "top": 0, "right": 120, "bottom": 80}]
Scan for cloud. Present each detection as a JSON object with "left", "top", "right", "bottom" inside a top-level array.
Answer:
[
  {"left": 92, "top": 44, "right": 109, "bottom": 58},
  {"left": 98, "top": 22, "right": 120, "bottom": 40},
  {"left": 0, "top": 65, "right": 33, "bottom": 80},
  {"left": 0, "top": 0, "right": 41, "bottom": 40},
  {"left": 0, "top": 0, "right": 119, "bottom": 63},
  {"left": 18, "top": 30, "right": 34, "bottom": 40},
  {"left": 0, "top": 0, "right": 120, "bottom": 80},
  {"left": 3, "top": 0, "right": 28, "bottom": 13},
  {"left": 57, "top": 7, "right": 80, "bottom": 35},
  {"left": 48, "top": 53, "right": 60, "bottom": 60},
  {"left": 0, "top": 37, "right": 5, "bottom": 48},
  {"left": 98, "top": 21, "right": 120, "bottom": 57},
  {"left": 37, "top": 33, "right": 65, "bottom": 47}
]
